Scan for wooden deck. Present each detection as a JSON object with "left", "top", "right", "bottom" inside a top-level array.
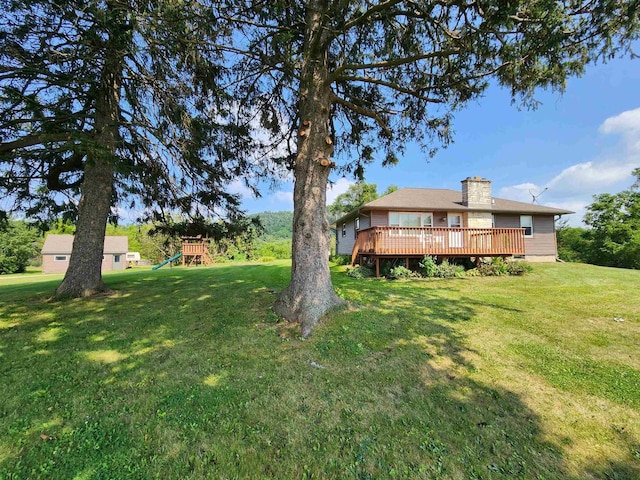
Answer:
[{"left": 351, "top": 226, "right": 526, "bottom": 267}]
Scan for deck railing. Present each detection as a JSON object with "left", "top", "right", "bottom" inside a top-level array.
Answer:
[
  {"left": 351, "top": 226, "right": 525, "bottom": 264},
  {"left": 182, "top": 243, "right": 209, "bottom": 255}
]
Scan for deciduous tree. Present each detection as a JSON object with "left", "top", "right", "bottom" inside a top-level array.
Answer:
[
  {"left": 0, "top": 219, "right": 39, "bottom": 274},
  {"left": 584, "top": 168, "right": 640, "bottom": 269},
  {"left": 328, "top": 181, "right": 380, "bottom": 218}
]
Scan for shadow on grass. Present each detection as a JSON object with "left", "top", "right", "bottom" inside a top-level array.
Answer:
[{"left": 0, "top": 263, "right": 637, "bottom": 478}]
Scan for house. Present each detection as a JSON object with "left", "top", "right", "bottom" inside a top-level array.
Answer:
[
  {"left": 334, "top": 177, "right": 572, "bottom": 275},
  {"left": 41, "top": 234, "right": 128, "bottom": 274}
]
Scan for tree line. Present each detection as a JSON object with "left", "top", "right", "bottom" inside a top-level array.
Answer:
[
  {"left": 557, "top": 168, "right": 640, "bottom": 270},
  {"left": 0, "top": 210, "right": 296, "bottom": 274},
  {"left": 2, "top": 0, "right": 638, "bottom": 335}
]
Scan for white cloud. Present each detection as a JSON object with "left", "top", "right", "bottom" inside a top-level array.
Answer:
[
  {"left": 599, "top": 107, "right": 640, "bottom": 136},
  {"left": 599, "top": 107, "right": 640, "bottom": 152},
  {"left": 227, "top": 179, "right": 255, "bottom": 198},
  {"left": 547, "top": 159, "right": 637, "bottom": 196},
  {"left": 274, "top": 190, "right": 294, "bottom": 206},
  {"left": 498, "top": 108, "right": 640, "bottom": 226},
  {"left": 497, "top": 182, "right": 543, "bottom": 203},
  {"left": 326, "top": 178, "right": 354, "bottom": 206}
]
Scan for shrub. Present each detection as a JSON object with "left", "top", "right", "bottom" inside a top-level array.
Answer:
[
  {"left": 477, "top": 257, "right": 508, "bottom": 276},
  {"left": 387, "top": 265, "right": 418, "bottom": 280},
  {"left": 477, "top": 257, "right": 532, "bottom": 276},
  {"left": 506, "top": 260, "right": 533, "bottom": 275},
  {"left": 345, "top": 265, "right": 374, "bottom": 279},
  {"left": 330, "top": 254, "right": 351, "bottom": 266},
  {"left": 419, "top": 255, "right": 438, "bottom": 277},
  {"left": 256, "top": 240, "right": 292, "bottom": 260},
  {"left": 435, "top": 260, "right": 465, "bottom": 278},
  {"left": 465, "top": 267, "right": 480, "bottom": 277}
]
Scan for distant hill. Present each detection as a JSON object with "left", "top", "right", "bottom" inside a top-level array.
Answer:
[{"left": 250, "top": 211, "right": 293, "bottom": 242}]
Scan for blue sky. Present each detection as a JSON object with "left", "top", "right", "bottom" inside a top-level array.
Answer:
[{"left": 233, "top": 55, "right": 640, "bottom": 227}]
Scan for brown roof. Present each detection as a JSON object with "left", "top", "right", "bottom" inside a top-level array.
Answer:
[
  {"left": 335, "top": 187, "right": 573, "bottom": 224},
  {"left": 42, "top": 234, "right": 128, "bottom": 254}
]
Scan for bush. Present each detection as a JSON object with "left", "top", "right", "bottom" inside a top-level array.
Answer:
[
  {"left": 477, "top": 257, "right": 532, "bottom": 276},
  {"left": 506, "top": 260, "right": 533, "bottom": 275},
  {"left": 434, "top": 260, "right": 465, "bottom": 278},
  {"left": 330, "top": 254, "right": 351, "bottom": 265},
  {"left": 387, "top": 265, "right": 418, "bottom": 280},
  {"left": 345, "top": 265, "right": 374, "bottom": 279},
  {"left": 476, "top": 257, "right": 508, "bottom": 276},
  {"left": 419, "top": 255, "right": 438, "bottom": 277}
]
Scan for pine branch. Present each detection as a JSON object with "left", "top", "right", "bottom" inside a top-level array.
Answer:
[
  {"left": 332, "top": 49, "right": 460, "bottom": 77},
  {"left": 329, "top": 91, "right": 392, "bottom": 137},
  {"left": 332, "top": 74, "right": 444, "bottom": 103}
]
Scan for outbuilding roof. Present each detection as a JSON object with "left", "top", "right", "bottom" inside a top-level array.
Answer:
[
  {"left": 334, "top": 187, "right": 573, "bottom": 224},
  {"left": 41, "top": 234, "right": 128, "bottom": 254}
]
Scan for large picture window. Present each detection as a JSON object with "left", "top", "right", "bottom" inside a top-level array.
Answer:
[
  {"left": 520, "top": 215, "right": 533, "bottom": 237},
  {"left": 389, "top": 212, "right": 433, "bottom": 227}
]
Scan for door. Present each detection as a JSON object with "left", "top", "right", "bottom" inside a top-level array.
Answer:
[{"left": 448, "top": 213, "right": 463, "bottom": 248}]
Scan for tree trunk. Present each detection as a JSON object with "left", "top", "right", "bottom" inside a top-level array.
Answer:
[
  {"left": 273, "top": 1, "right": 345, "bottom": 337},
  {"left": 54, "top": 13, "right": 124, "bottom": 299},
  {"left": 54, "top": 157, "right": 115, "bottom": 298}
]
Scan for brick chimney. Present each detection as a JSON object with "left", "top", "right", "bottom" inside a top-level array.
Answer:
[{"left": 461, "top": 176, "right": 492, "bottom": 207}]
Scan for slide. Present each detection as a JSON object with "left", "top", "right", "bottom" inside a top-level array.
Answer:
[{"left": 152, "top": 253, "right": 182, "bottom": 270}]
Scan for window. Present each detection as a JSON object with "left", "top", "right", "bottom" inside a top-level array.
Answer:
[
  {"left": 114, "top": 255, "right": 121, "bottom": 263},
  {"left": 520, "top": 215, "right": 533, "bottom": 237},
  {"left": 448, "top": 214, "right": 462, "bottom": 228},
  {"left": 389, "top": 212, "right": 432, "bottom": 227},
  {"left": 341, "top": 223, "right": 346, "bottom": 237},
  {"left": 355, "top": 217, "right": 360, "bottom": 230},
  {"left": 54, "top": 255, "right": 67, "bottom": 261}
]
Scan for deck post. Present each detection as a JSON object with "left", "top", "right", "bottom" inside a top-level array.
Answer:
[
  {"left": 405, "top": 257, "right": 409, "bottom": 269},
  {"left": 375, "top": 257, "right": 380, "bottom": 278}
]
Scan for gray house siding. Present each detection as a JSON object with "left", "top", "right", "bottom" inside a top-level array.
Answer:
[
  {"left": 494, "top": 214, "right": 558, "bottom": 259},
  {"left": 340, "top": 211, "right": 559, "bottom": 259},
  {"left": 371, "top": 211, "right": 387, "bottom": 227},
  {"left": 336, "top": 216, "right": 363, "bottom": 255}
]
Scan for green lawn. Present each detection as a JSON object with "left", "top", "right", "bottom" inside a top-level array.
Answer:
[{"left": 1, "top": 262, "right": 639, "bottom": 479}]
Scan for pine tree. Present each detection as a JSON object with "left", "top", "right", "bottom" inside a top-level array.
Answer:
[
  {"left": 0, "top": 0, "right": 267, "bottom": 297},
  {"left": 214, "top": 0, "right": 638, "bottom": 336}
]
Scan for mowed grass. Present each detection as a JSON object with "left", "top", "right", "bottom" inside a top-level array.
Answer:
[{"left": 0, "top": 261, "right": 639, "bottom": 479}]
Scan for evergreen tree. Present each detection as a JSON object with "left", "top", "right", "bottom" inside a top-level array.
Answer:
[
  {"left": 214, "top": 0, "right": 638, "bottom": 336},
  {"left": 0, "top": 0, "right": 267, "bottom": 297}
]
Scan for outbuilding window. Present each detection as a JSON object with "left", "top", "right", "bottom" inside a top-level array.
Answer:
[{"left": 341, "top": 223, "right": 346, "bottom": 237}]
